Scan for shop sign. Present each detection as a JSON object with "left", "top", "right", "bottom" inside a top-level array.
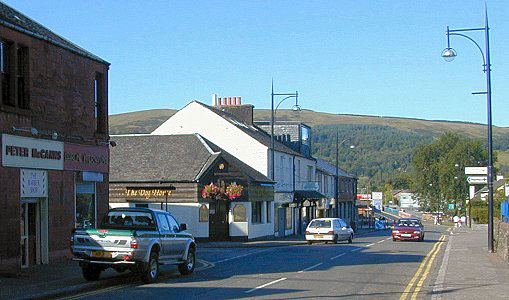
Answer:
[
  {"left": 21, "top": 169, "right": 47, "bottom": 197},
  {"left": 64, "top": 143, "right": 108, "bottom": 173},
  {"left": 124, "top": 186, "right": 175, "bottom": 200},
  {"left": 2, "top": 134, "right": 63, "bottom": 170},
  {"left": 249, "top": 185, "right": 275, "bottom": 201},
  {"left": 274, "top": 192, "right": 293, "bottom": 204}
]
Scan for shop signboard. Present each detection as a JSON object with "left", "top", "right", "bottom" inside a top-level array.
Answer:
[
  {"left": 2, "top": 134, "right": 63, "bottom": 170},
  {"left": 20, "top": 169, "right": 48, "bottom": 197},
  {"left": 64, "top": 143, "right": 109, "bottom": 173}
]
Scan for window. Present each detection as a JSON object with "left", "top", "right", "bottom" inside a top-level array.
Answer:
[
  {"left": 1, "top": 40, "right": 11, "bottom": 106},
  {"left": 94, "top": 72, "right": 106, "bottom": 133},
  {"left": 101, "top": 211, "right": 155, "bottom": 230},
  {"left": 17, "top": 46, "right": 28, "bottom": 109},
  {"left": 307, "top": 165, "right": 313, "bottom": 181},
  {"left": 157, "top": 213, "right": 170, "bottom": 231},
  {"left": 199, "top": 204, "right": 209, "bottom": 222},
  {"left": 286, "top": 207, "right": 292, "bottom": 229},
  {"left": 266, "top": 201, "right": 272, "bottom": 223},
  {"left": 252, "top": 202, "right": 262, "bottom": 223},
  {"left": 234, "top": 204, "right": 246, "bottom": 222},
  {"left": 75, "top": 183, "right": 96, "bottom": 229},
  {"left": 166, "top": 215, "right": 180, "bottom": 232}
]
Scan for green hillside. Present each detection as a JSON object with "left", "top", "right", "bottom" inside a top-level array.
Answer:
[{"left": 109, "top": 108, "right": 509, "bottom": 189}]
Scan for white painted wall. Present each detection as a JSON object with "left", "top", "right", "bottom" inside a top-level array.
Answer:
[
  {"left": 152, "top": 102, "right": 269, "bottom": 175},
  {"left": 294, "top": 156, "right": 317, "bottom": 187},
  {"left": 166, "top": 203, "right": 209, "bottom": 238},
  {"left": 229, "top": 201, "right": 249, "bottom": 237}
]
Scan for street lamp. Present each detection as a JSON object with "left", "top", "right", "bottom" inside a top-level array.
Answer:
[
  {"left": 270, "top": 81, "right": 301, "bottom": 181},
  {"left": 335, "top": 133, "right": 355, "bottom": 218},
  {"left": 442, "top": 7, "right": 494, "bottom": 252}
]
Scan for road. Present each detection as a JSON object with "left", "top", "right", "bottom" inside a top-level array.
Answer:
[{"left": 60, "top": 225, "right": 449, "bottom": 299}]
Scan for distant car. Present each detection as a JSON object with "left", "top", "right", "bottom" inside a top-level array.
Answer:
[
  {"left": 305, "top": 218, "right": 354, "bottom": 245},
  {"left": 392, "top": 218, "right": 424, "bottom": 242}
]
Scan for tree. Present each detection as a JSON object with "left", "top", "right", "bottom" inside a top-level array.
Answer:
[{"left": 412, "top": 132, "right": 489, "bottom": 213}]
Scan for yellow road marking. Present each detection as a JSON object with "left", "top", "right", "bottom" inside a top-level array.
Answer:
[
  {"left": 399, "top": 235, "right": 445, "bottom": 300},
  {"left": 410, "top": 236, "right": 445, "bottom": 300}
]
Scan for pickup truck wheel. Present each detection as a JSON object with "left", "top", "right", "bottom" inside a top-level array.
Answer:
[
  {"left": 82, "top": 265, "right": 101, "bottom": 281},
  {"left": 178, "top": 248, "right": 195, "bottom": 275},
  {"left": 141, "top": 252, "right": 160, "bottom": 283}
]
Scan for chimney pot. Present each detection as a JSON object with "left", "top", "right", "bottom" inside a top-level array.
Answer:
[
  {"left": 238, "top": 97, "right": 242, "bottom": 105},
  {"left": 212, "top": 94, "right": 218, "bottom": 106},
  {"left": 217, "top": 98, "right": 221, "bottom": 106},
  {"left": 228, "top": 97, "right": 232, "bottom": 105}
]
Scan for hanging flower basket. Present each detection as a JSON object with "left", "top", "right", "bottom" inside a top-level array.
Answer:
[
  {"left": 201, "top": 183, "right": 220, "bottom": 199},
  {"left": 226, "top": 182, "right": 244, "bottom": 200}
]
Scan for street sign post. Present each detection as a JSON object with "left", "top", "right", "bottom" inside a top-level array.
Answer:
[{"left": 467, "top": 176, "right": 488, "bottom": 184}]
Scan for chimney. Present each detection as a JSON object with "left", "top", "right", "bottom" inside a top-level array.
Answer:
[
  {"left": 212, "top": 94, "right": 218, "bottom": 106},
  {"left": 238, "top": 97, "right": 242, "bottom": 105},
  {"left": 217, "top": 98, "right": 222, "bottom": 107}
]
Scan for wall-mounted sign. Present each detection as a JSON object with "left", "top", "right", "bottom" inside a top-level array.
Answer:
[
  {"left": 372, "top": 192, "right": 383, "bottom": 200},
  {"left": 64, "top": 143, "right": 109, "bottom": 173},
  {"left": 21, "top": 169, "right": 47, "bottom": 197},
  {"left": 124, "top": 186, "right": 176, "bottom": 200},
  {"left": 2, "top": 134, "right": 63, "bottom": 170},
  {"left": 249, "top": 185, "right": 274, "bottom": 201}
]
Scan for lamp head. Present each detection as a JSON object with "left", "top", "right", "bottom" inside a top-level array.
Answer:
[
  {"left": 441, "top": 48, "right": 457, "bottom": 62},
  {"left": 292, "top": 104, "right": 301, "bottom": 112}
]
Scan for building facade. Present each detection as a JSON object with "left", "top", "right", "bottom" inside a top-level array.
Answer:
[
  {"left": 0, "top": 3, "right": 110, "bottom": 273},
  {"left": 108, "top": 134, "right": 274, "bottom": 241}
]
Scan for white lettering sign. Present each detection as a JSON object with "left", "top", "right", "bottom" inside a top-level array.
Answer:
[
  {"left": 467, "top": 176, "right": 488, "bottom": 184},
  {"left": 21, "top": 169, "right": 47, "bottom": 197},
  {"left": 465, "top": 167, "right": 488, "bottom": 175}
]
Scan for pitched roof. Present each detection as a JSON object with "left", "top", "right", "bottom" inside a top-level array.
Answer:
[
  {"left": 192, "top": 101, "right": 304, "bottom": 157},
  {"left": 110, "top": 134, "right": 272, "bottom": 184},
  {"left": 315, "top": 157, "right": 355, "bottom": 178},
  {"left": 0, "top": 2, "right": 109, "bottom": 65}
]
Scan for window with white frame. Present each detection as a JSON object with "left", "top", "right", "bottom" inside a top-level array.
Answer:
[
  {"left": 252, "top": 202, "right": 262, "bottom": 223},
  {"left": 266, "top": 201, "right": 272, "bottom": 223},
  {"left": 75, "top": 183, "right": 96, "bottom": 229}
]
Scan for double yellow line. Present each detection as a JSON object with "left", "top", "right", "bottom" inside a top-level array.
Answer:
[{"left": 399, "top": 235, "right": 445, "bottom": 300}]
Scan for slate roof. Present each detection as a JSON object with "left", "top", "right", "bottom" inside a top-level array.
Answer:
[
  {"left": 315, "top": 157, "right": 355, "bottom": 178},
  {"left": 192, "top": 101, "right": 305, "bottom": 157},
  {"left": 110, "top": 134, "right": 272, "bottom": 183},
  {"left": 0, "top": 2, "right": 109, "bottom": 65}
]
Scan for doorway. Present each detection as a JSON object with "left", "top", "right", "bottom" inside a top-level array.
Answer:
[
  {"left": 278, "top": 208, "right": 286, "bottom": 237},
  {"left": 20, "top": 198, "right": 48, "bottom": 268},
  {"left": 209, "top": 201, "right": 229, "bottom": 241}
]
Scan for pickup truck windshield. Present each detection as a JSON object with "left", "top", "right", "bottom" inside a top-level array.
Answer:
[{"left": 100, "top": 211, "right": 156, "bottom": 230}]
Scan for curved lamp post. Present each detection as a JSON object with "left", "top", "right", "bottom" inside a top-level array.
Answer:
[
  {"left": 270, "top": 81, "right": 300, "bottom": 181},
  {"left": 442, "top": 7, "right": 494, "bottom": 252}
]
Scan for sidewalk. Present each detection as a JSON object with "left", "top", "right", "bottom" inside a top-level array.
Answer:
[
  {"left": 432, "top": 224, "right": 509, "bottom": 299},
  {"left": 0, "top": 228, "right": 379, "bottom": 299}
]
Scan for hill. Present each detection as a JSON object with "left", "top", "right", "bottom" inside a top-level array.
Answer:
[{"left": 109, "top": 108, "right": 509, "bottom": 189}]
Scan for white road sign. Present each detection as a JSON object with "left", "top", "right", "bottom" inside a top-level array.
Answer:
[
  {"left": 465, "top": 167, "right": 487, "bottom": 175},
  {"left": 467, "top": 176, "right": 488, "bottom": 184}
]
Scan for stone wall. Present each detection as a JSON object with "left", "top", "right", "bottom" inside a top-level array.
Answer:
[{"left": 495, "top": 221, "right": 509, "bottom": 263}]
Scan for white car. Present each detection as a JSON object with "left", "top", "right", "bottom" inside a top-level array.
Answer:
[{"left": 305, "top": 218, "right": 354, "bottom": 245}]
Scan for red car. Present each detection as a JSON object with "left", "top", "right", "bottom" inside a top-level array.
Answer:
[{"left": 392, "top": 218, "right": 424, "bottom": 242}]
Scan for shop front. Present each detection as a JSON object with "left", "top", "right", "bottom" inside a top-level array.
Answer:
[{"left": 0, "top": 134, "right": 109, "bottom": 272}]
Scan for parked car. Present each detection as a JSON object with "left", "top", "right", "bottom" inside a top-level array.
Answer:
[
  {"left": 305, "top": 218, "right": 354, "bottom": 245},
  {"left": 392, "top": 218, "right": 424, "bottom": 242},
  {"left": 71, "top": 208, "right": 196, "bottom": 283}
]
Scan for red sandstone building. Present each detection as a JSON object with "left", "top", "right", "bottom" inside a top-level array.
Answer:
[{"left": 0, "top": 3, "right": 110, "bottom": 273}]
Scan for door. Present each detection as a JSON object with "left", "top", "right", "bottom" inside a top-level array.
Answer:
[
  {"left": 209, "top": 202, "right": 229, "bottom": 241},
  {"left": 278, "top": 208, "right": 286, "bottom": 237},
  {"left": 21, "top": 200, "right": 41, "bottom": 268},
  {"left": 156, "top": 213, "right": 173, "bottom": 259}
]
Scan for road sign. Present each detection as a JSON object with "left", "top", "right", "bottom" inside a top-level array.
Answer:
[
  {"left": 448, "top": 204, "right": 455, "bottom": 210},
  {"left": 465, "top": 167, "right": 487, "bottom": 175},
  {"left": 467, "top": 176, "right": 488, "bottom": 184}
]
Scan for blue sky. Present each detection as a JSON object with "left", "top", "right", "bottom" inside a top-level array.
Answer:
[{"left": 5, "top": 0, "right": 509, "bottom": 126}]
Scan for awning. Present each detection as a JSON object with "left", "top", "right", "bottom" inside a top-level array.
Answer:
[{"left": 294, "top": 190, "right": 327, "bottom": 200}]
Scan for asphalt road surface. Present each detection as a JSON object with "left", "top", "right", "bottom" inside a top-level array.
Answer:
[{"left": 60, "top": 225, "right": 449, "bottom": 300}]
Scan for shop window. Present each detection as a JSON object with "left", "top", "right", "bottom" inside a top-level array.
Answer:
[
  {"left": 252, "top": 202, "right": 262, "bottom": 224},
  {"left": 266, "top": 201, "right": 271, "bottom": 223},
  {"left": 233, "top": 204, "right": 246, "bottom": 222},
  {"left": 75, "top": 183, "right": 96, "bottom": 229},
  {"left": 199, "top": 204, "right": 209, "bottom": 222},
  {"left": 286, "top": 207, "right": 292, "bottom": 229}
]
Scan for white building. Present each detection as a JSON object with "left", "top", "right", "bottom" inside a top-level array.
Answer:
[{"left": 151, "top": 97, "right": 317, "bottom": 237}]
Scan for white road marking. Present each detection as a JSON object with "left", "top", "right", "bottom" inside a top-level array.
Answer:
[
  {"left": 350, "top": 248, "right": 362, "bottom": 252},
  {"left": 330, "top": 253, "right": 346, "bottom": 260},
  {"left": 366, "top": 243, "right": 375, "bottom": 247},
  {"left": 245, "top": 277, "right": 287, "bottom": 293},
  {"left": 386, "top": 237, "right": 392, "bottom": 241},
  {"left": 213, "top": 248, "right": 272, "bottom": 264},
  {"left": 377, "top": 240, "right": 385, "bottom": 244},
  {"left": 297, "top": 262, "right": 323, "bottom": 273}
]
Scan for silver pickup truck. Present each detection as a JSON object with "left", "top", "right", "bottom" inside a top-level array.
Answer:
[{"left": 71, "top": 207, "right": 196, "bottom": 283}]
